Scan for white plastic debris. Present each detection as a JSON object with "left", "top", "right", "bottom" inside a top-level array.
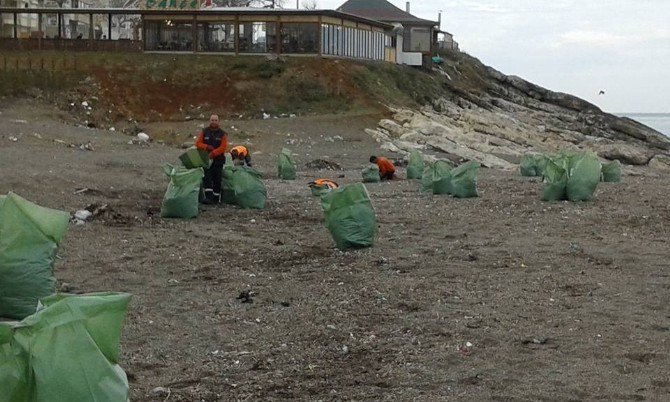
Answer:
[
  {"left": 81, "top": 101, "right": 89, "bottom": 107},
  {"left": 74, "top": 210, "right": 93, "bottom": 221},
  {"left": 109, "top": 127, "right": 116, "bottom": 132},
  {"left": 465, "top": 342, "right": 473, "bottom": 348},
  {"left": 8, "top": 136, "right": 18, "bottom": 142},
  {"left": 137, "top": 132, "right": 150, "bottom": 142},
  {"left": 262, "top": 113, "right": 271, "bottom": 120}
]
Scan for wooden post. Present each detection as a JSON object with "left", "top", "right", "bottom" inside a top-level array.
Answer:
[
  {"left": 317, "top": 16, "right": 322, "bottom": 56},
  {"left": 57, "top": 12, "right": 61, "bottom": 39},
  {"left": 192, "top": 14, "right": 197, "bottom": 52},
  {"left": 108, "top": 13, "right": 112, "bottom": 40},
  {"left": 234, "top": 15, "right": 239, "bottom": 55},
  {"left": 13, "top": 12, "right": 18, "bottom": 39},
  {"left": 89, "top": 13, "right": 94, "bottom": 49},
  {"left": 141, "top": 18, "right": 145, "bottom": 51},
  {"left": 277, "top": 22, "right": 282, "bottom": 56},
  {"left": 38, "top": 13, "right": 42, "bottom": 50}
]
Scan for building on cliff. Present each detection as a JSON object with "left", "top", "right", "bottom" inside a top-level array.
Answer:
[{"left": 0, "top": 0, "right": 455, "bottom": 66}]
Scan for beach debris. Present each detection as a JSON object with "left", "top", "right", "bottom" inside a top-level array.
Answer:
[{"left": 137, "top": 132, "right": 150, "bottom": 142}]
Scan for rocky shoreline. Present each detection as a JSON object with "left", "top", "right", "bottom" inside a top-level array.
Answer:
[{"left": 366, "top": 64, "right": 670, "bottom": 171}]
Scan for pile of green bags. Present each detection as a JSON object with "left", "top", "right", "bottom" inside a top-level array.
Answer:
[
  {"left": 0, "top": 293, "right": 132, "bottom": 402},
  {"left": 179, "top": 147, "right": 211, "bottom": 169},
  {"left": 601, "top": 160, "right": 622, "bottom": 182},
  {"left": 0, "top": 193, "right": 69, "bottom": 320},
  {"left": 221, "top": 164, "right": 267, "bottom": 209},
  {"left": 160, "top": 164, "right": 204, "bottom": 219},
  {"left": 421, "top": 160, "right": 452, "bottom": 195},
  {"left": 542, "top": 152, "right": 602, "bottom": 201},
  {"left": 421, "top": 160, "right": 480, "bottom": 198},
  {"left": 362, "top": 164, "right": 381, "bottom": 183},
  {"left": 277, "top": 148, "right": 297, "bottom": 180},
  {"left": 406, "top": 150, "right": 425, "bottom": 180},
  {"left": 321, "top": 184, "right": 376, "bottom": 250},
  {"left": 520, "top": 154, "right": 550, "bottom": 177}
]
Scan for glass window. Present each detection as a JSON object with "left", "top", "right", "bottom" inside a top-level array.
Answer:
[
  {"left": 281, "top": 23, "right": 318, "bottom": 54},
  {"left": 409, "top": 27, "right": 431, "bottom": 52},
  {"left": 198, "top": 22, "right": 235, "bottom": 52},
  {"left": 239, "top": 22, "right": 277, "bottom": 53},
  {"left": 145, "top": 20, "right": 194, "bottom": 51}
]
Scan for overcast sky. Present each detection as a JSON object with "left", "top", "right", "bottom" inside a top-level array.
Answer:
[{"left": 314, "top": 0, "right": 669, "bottom": 113}]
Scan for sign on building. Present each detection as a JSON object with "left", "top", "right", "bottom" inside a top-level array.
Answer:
[{"left": 141, "top": 0, "right": 199, "bottom": 9}]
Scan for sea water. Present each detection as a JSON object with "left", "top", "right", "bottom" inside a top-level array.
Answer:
[{"left": 620, "top": 113, "right": 670, "bottom": 137}]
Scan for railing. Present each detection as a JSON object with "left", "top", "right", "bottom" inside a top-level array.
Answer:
[{"left": 0, "top": 38, "right": 142, "bottom": 52}]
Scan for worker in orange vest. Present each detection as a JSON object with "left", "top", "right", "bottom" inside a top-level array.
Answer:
[
  {"left": 369, "top": 155, "right": 396, "bottom": 180},
  {"left": 308, "top": 179, "right": 339, "bottom": 190},
  {"left": 195, "top": 114, "right": 228, "bottom": 204},
  {"left": 230, "top": 145, "right": 252, "bottom": 167}
]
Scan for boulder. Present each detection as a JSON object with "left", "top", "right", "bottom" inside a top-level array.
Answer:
[
  {"left": 648, "top": 154, "right": 670, "bottom": 171},
  {"left": 378, "top": 119, "right": 405, "bottom": 137},
  {"left": 593, "top": 143, "right": 654, "bottom": 165}
]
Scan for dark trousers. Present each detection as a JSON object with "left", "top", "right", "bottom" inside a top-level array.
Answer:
[
  {"left": 381, "top": 171, "right": 395, "bottom": 180},
  {"left": 203, "top": 161, "right": 224, "bottom": 200}
]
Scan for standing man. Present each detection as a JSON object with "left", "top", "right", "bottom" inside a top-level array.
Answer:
[{"left": 195, "top": 114, "right": 228, "bottom": 204}]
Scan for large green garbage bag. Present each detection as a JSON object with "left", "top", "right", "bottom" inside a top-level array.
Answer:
[
  {"left": 406, "top": 150, "right": 425, "bottom": 179},
  {"left": 277, "top": 148, "right": 297, "bottom": 180},
  {"left": 520, "top": 154, "right": 551, "bottom": 177},
  {"left": 221, "top": 166, "right": 267, "bottom": 209},
  {"left": 362, "top": 164, "right": 381, "bottom": 183},
  {"left": 179, "top": 147, "right": 211, "bottom": 169},
  {"left": 566, "top": 153, "right": 601, "bottom": 201},
  {"left": 448, "top": 161, "right": 480, "bottom": 198},
  {"left": 601, "top": 160, "right": 622, "bottom": 183},
  {"left": 0, "top": 193, "right": 69, "bottom": 320},
  {"left": 0, "top": 292, "right": 131, "bottom": 402},
  {"left": 321, "top": 184, "right": 376, "bottom": 250},
  {"left": 160, "top": 164, "right": 203, "bottom": 219},
  {"left": 541, "top": 160, "right": 568, "bottom": 201},
  {"left": 421, "top": 160, "right": 452, "bottom": 194}
]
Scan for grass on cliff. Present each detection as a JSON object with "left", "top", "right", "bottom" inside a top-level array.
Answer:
[{"left": 0, "top": 51, "right": 480, "bottom": 120}]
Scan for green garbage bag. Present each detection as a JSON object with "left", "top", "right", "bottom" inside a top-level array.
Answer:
[
  {"left": 0, "top": 193, "right": 69, "bottom": 320},
  {"left": 520, "top": 154, "right": 551, "bottom": 177},
  {"left": 421, "top": 160, "right": 452, "bottom": 195},
  {"left": 601, "top": 160, "right": 622, "bottom": 183},
  {"left": 406, "top": 150, "right": 425, "bottom": 179},
  {"left": 278, "top": 148, "right": 297, "bottom": 180},
  {"left": 321, "top": 184, "right": 376, "bottom": 250},
  {"left": 541, "top": 160, "right": 568, "bottom": 201},
  {"left": 362, "top": 164, "right": 381, "bottom": 183},
  {"left": 449, "top": 161, "right": 480, "bottom": 198},
  {"left": 520, "top": 155, "right": 539, "bottom": 177},
  {"left": 221, "top": 166, "right": 267, "bottom": 209},
  {"left": 311, "top": 186, "right": 331, "bottom": 197},
  {"left": 566, "top": 153, "right": 601, "bottom": 201},
  {"left": 0, "top": 292, "right": 131, "bottom": 402},
  {"left": 160, "top": 164, "right": 203, "bottom": 219},
  {"left": 179, "top": 147, "right": 211, "bottom": 169}
]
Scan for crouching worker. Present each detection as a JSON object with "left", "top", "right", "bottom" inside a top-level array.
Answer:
[
  {"left": 230, "top": 145, "right": 252, "bottom": 167},
  {"left": 195, "top": 114, "right": 228, "bottom": 204},
  {"left": 308, "top": 179, "right": 338, "bottom": 190},
  {"left": 308, "top": 179, "right": 338, "bottom": 196},
  {"left": 370, "top": 155, "right": 396, "bottom": 180}
]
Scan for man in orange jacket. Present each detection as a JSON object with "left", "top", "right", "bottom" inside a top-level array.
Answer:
[
  {"left": 195, "top": 114, "right": 228, "bottom": 204},
  {"left": 230, "top": 145, "right": 252, "bottom": 167},
  {"left": 370, "top": 155, "right": 396, "bottom": 180}
]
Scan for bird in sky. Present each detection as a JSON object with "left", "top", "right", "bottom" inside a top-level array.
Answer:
[{"left": 598, "top": 90, "right": 605, "bottom": 95}]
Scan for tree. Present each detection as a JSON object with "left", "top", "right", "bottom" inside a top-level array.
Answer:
[
  {"left": 301, "top": 0, "right": 317, "bottom": 10},
  {"left": 108, "top": 0, "right": 141, "bottom": 39}
]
